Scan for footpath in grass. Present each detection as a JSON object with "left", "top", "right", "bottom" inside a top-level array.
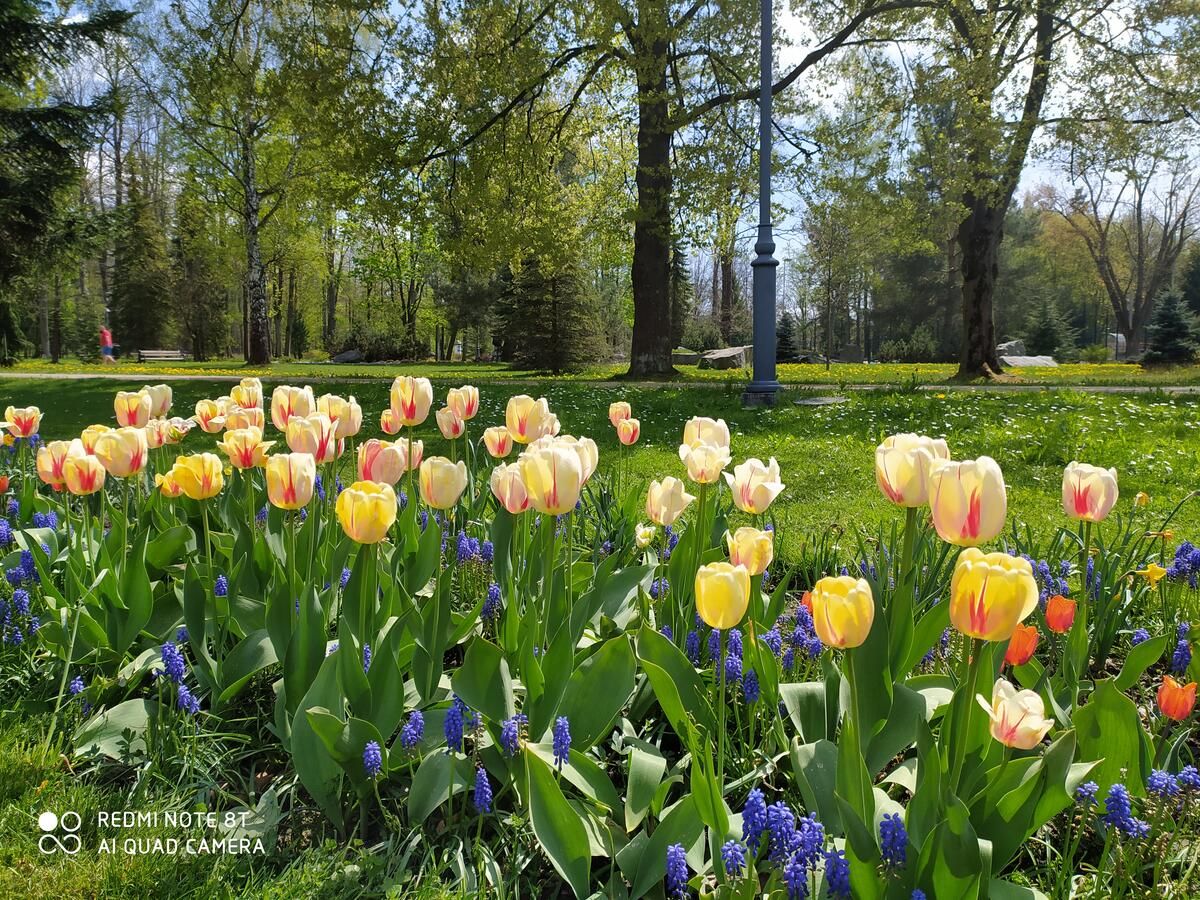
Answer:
[{"left": 3, "top": 375, "right": 1198, "bottom": 539}]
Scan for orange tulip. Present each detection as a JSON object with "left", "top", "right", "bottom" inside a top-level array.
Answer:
[
  {"left": 1045, "top": 594, "right": 1077, "bottom": 634},
  {"left": 1158, "top": 675, "right": 1197, "bottom": 721},
  {"left": 1004, "top": 624, "right": 1039, "bottom": 666}
]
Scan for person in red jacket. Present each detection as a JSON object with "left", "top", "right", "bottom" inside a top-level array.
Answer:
[{"left": 100, "top": 325, "right": 115, "bottom": 364}]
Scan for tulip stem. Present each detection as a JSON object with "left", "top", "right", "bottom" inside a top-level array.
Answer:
[
  {"left": 949, "top": 637, "right": 984, "bottom": 795},
  {"left": 1079, "top": 521, "right": 1092, "bottom": 592},
  {"left": 716, "top": 628, "right": 727, "bottom": 788}
]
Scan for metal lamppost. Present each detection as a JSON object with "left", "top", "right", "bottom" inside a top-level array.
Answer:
[{"left": 742, "top": 0, "right": 781, "bottom": 407}]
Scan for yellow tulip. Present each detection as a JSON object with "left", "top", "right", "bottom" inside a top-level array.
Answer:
[
  {"left": 64, "top": 453, "right": 106, "bottom": 495},
  {"left": 976, "top": 679, "right": 1054, "bottom": 750},
  {"left": 390, "top": 376, "right": 433, "bottom": 427},
  {"left": 357, "top": 439, "right": 406, "bottom": 485},
  {"left": 694, "top": 562, "right": 750, "bottom": 630},
  {"left": 436, "top": 406, "right": 465, "bottom": 440},
  {"left": 490, "top": 462, "right": 530, "bottom": 513},
  {"left": 286, "top": 412, "right": 340, "bottom": 463},
  {"left": 875, "top": 433, "right": 950, "bottom": 507},
  {"left": 542, "top": 435, "right": 597, "bottom": 483},
  {"left": 230, "top": 377, "right": 263, "bottom": 410},
  {"left": 645, "top": 476, "right": 695, "bottom": 526},
  {"left": 336, "top": 480, "right": 398, "bottom": 544},
  {"left": 419, "top": 456, "right": 468, "bottom": 510},
  {"left": 635, "top": 523, "right": 657, "bottom": 548},
  {"left": 37, "top": 439, "right": 84, "bottom": 487},
  {"left": 679, "top": 442, "right": 731, "bottom": 484},
  {"left": 80, "top": 423, "right": 111, "bottom": 454},
  {"left": 266, "top": 452, "right": 316, "bottom": 509},
  {"left": 217, "top": 427, "right": 274, "bottom": 470},
  {"left": 617, "top": 418, "right": 640, "bottom": 446},
  {"left": 483, "top": 426, "right": 513, "bottom": 458},
  {"left": 724, "top": 457, "right": 785, "bottom": 514},
  {"left": 193, "top": 399, "right": 226, "bottom": 434},
  {"left": 949, "top": 548, "right": 1038, "bottom": 641},
  {"left": 682, "top": 416, "right": 730, "bottom": 451},
  {"left": 380, "top": 408, "right": 401, "bottom": 435},
  {"left": 142, "top": 384, "right": 173, "bottom": 418},
  {"left": 608, "top": 401, "right": 631, "bottom": 428},
  {"left": 114, "top": 391, "right": 152, "bottom": 428},
  {"left": 929, "top": 456, "right": 1007, "bottom": 546},
  {"left": 447, "top": 385, "right": 479, "bottom": 421},
  {"left": 4, "top": 405, "right": 42, "bottom": 438},
  {"left": 726, "top": 526, "right": 773, "bottom": 577},
  {"left": 1062, "top": 461, "right": 1118, "bottom": 522},
  {"left": 809, "top": 575, "right": 875, "bottom": 648},
  {"left": 270, "top": 385, "right": 315, "bottom": 431},
  {"left": 171, "top": 453, "right": 225, "bottom": 500},
  {"left": 520, "top": 444, "right": 583, "bottom": 515},
  {"left": 225, "top": 405, "right": 265, "bottom": 431},
  {"left": 155, "top": 470, "right": 183, "bottom": 498},
  {"left": 318, "top": 393, "right": 363, "bottom": 439},
  {"left": 505, "top": 395, "right": 557, "bottom": 444},
  {"left": 93, "top": 427, "right": 149, "bottom": 477}
]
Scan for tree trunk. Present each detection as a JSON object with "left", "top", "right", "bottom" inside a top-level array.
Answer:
[
  {"left": 627, "top": 32, "right": 675, "bottom": 377},
  {"left": 719, "top": 249, "right": 734, "bottom": 343},
  {"left": 955, "top": 198, "right": 1004, "bottom": 378},
  {"left": 38, "top": 285, "right": 50, "bottom": 358},
  {"left": 242, "top": 143, "right": 271, "bottom": 365}
]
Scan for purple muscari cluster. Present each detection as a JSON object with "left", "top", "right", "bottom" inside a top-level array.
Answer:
[
  {"left": 334, "top": 476, "right": 344, "bottom": 496},
  {"left": 760, "top": 627, "right": 783, "bottom": 657},
  {"left": 728, "top": 628, "right": 743, "bottom": 658},
  {"left": 782, "top": 646, "right": 796, "bottom": 672},
  {"left": 0, "top": 518, "right": 11, "bottom": 547},
  {"left": 445, "top": 696, "right": 467, "bottom": 752},
  {"left": 256, "top": 505, "right": 268, "bottom": 525},
  {"left": 340, "top": 567, "right": 352, "bottom": 589},
  {"left": 1167, "top": 540, "right": 1200, "bottom": 589},
  {"left": 707, "top": 628, "right": 722, "bottom": 662},
  {"left": 214, "top": 574, "right": 228, "bottom": 597},
  {"left": 1101, "top": 784, "right": 1150, "bottom": 837},
  {"left": 1178, "top": 766, "right": 1200, "bottom": 791},
  {"left": 685, "top": 630, "right": 701, "bottom": 665},
  {"left": 400, "top": 710, "right": 424, "bottom": 750},
  {"left": 649, "top": 577, "right": 669, "bottom": 600},
  {"left": 69, "top": 675, "right": 85, "bottom": 696},
  {"left": 160, "top": 641, "right": 187, "bottom": 684},
  {"left": 600, "top": 540, "right": 613, "bottom": 557},
  {"left": 1084, "top": 557, "right": 1101, "bottom": 600},
  {"left": 665, "top": 843, "right": 688, "bottom": 898},
  {"left": 363, "top": 740, "right": 382, "bottom": 778},
  {"left": 314, "top": 474, "right": 326, "bottom": 502},
  {"left": 6, "top": 497, "right": 18, "bottom": 518},
  {"left": 499, "top": 713, "right": 527, "bottom": 756},
  {"left": 880, "top": 812, "right": 907, "bottom": 868},
  {"left": 1148, "top": 769, "right": 1180, "bottom": 798},
  {"left": 552, "top": 715, "right": 571, "bottom": 769},
  {"left": 742, "top": 788, "right": 768, "bottom": 855},
  {"left": 789, "top": 607, "right": 823, "bottom": 660},
  {"left": 482, "top": 583, "right": 502, "bottom": 622},
  {"left": 480, "top": 540, "right": 494, "bottom": 564},
  {"left": 1021, "top": 555, "right": 1071, "bottom": 604},
  {"left": 912, "top": 892, "right": 927, "bottom": 900},
  {"left": 743, "top": 669, "right": 760, "bottom": 704},
  {"left": 721, "top": 840, "right": 746, "bottom": 876},
  {"left": 456, "top": 531, "right": 473, "bottom": 563},
  {"left": 418, "top": 509, "right": 429, "bottom": 532},
  {"left": 724, "top": 652, "right": 742, "bottom": 685},
  {"left": 1075, "top": 781, "right": 1099, "bottom": 806},
  {"left": 1131, "top": 628, "right": 1151, "bottom": 646},
  {"left": 660, "top": 624, "right": 673, "bottom": 640},
  {"left": 177, "top": 683, "right": 201, "bottom": 715},
  {"left": 32, "top": 511, "right": 58, "bottom": 530},
  {"left": 362, "top": 642, "right": 372, "bottom": 673},
  {"left": 473, "top": 766, "right": 493, "bottom": 813},
  {"left": 398, "top": 489, "right": 408, "bottom": 511},
  {"left": 823, "top": 849, "right": 850, "bottom": 898},
  {"left": 1172, "top": 638, "right": 1192, "bottom": 675}
]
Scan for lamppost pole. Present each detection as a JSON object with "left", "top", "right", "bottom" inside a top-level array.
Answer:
[{"left": 743, "top": 0, "right": 781, "bottom": 407}]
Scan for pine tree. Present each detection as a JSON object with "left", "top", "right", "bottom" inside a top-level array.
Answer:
[
  {"left": 1022, "top": 299, "right": 1076, "bottom": 358},
  {"left": 668, "top": 240, "right": 691, "bottom": 351},
  {"left": 498, "top": 256, "right": 603, "bottom": 373},
  {"left": 111, "top": 156, "right": 172, "bottom": 353},
  {"left": 1141, "top": 290, "right": 1199, "bottom": 366},
  {"left": 777, "top": 311, "right": 799, "bottom": 362},
  {"left": 1182, "top": 248, "right": 1200, "bottom": 319}
]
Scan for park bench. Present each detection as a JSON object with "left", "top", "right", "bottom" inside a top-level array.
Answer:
[{"left": 136, "top": 349, "right": 191, "bottom": 363}]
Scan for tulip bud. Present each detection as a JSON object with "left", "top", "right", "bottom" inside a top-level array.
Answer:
[
  {"left": 726, "top": 527, "right": 773, "bottom": 577},
  {"left": 225, "top": 405, "right": 265, "bottom": 431},
  {"left": 483, "top": 426, "right": 513, "bottom": 458},
  {"left": 193, "top": 399, "right": 226, "bottom": 434},
  {"left": 695, "top": 562, "right": 750, "bottom": 630},
  {"left": 380, "top": 408, "right": 401, "bottom": 435},
  {"left": 336, "top": 480, "right": 398, "bottom": 544},
  {"left": 635, "top": 523, "right": 657, "bottom": 549},
  {"left": 230, "top": 378, "right": 262, "bottom": 410},
  {"left": 64, "top": 454, "right": 106, "bottom": 495},
  {"left": 875, "top": 433, "right": 950, "bottom": 507},
  {"left": 520, "top": 445, "right": 583, "bottom": 515},
  {"left": 318, "top": 394, "right": 362, "bottom": 439},
  {"left": 505, "top": 395, "right": 557, "bottom": 444},
  {"left": 155, "top": 470, "right": 183, "bottom": 498},
  {"left": 270, "top": 385, "right": 315, "bottom": 431},
  {"left": 724, "top": 457, "right": 785, "bottom": 514},
  {"left": 390, "top": 376, "right": 433, "bottom": 427},
  {"left": 419, "top": 456, "right": 468, "bottom": 510},
  {"left": 949, "top": 548, "right": 1038, "bottom": 642},
  {"left": 1062, "top": 461, "right": 1119, "bottom": 522},
  {"left": 81, "top": 424, "right": 111, "bottom": 454},
  {"left": 217, "top": 427, "right": 274, "bottom": 470},
  {"left": 357, "top": 439, "right": 406, "bottom": 485},
  {"left": 4, "top": 405, "right": 43, "bottom": 438},
  {"left": 929, "top": 456, "right": 1007, "bottom": 546},
  {"left": 395, "top": 437, "right": 423, "bottom": 472},
  {"left": 143, "top": 384, "right": 174, "bottom": 417},
  {"left": 1004, "top": 623, "right": 1039, "bottom": 666},
  {"left": 115, "top": 391, "right": 152, "bottom": 428},
  {"left": 645, "top": 477, "right": 695, "bottom": 527},
  {"left": 447, "top": 385, "right": 479, "bottom": 421},
  {"left": 608, "top": 401, "right": 631, "bottom": 428},
  {"left": 436, "top": 406, "right": 465, "bottom": 440},
  {"left": 679, "top": 442, "right": 731, "bottom": 484},
  {"left": 616, "top": 418, "right": 640, "bottom": 446},
  {"left": 37, "top": 439, "right": 84, "bottom": 487},
  {"left": 809, "top": 575, "right": 874, "bottom": 649},
  {"left": 976, "top": 679, "right": 1054, "bottom": 749},
  {"left": 490, "top": 462, "right": 530, "bottom": 514},
  {"left": 266, "top": 452, "right": 316, "bottom": 510},
  {"left": 1158, "top": 674, "right": 1197, "bottom": 721},
  {"left": 171, "top": 453, "right": 225, "bottom": 500},
  {"left": 1045, "top": 594, "right": 1076, "bottom": 634},
  {"left": 682, "top": 416, "right": 730, "bottom": 451},
  {"left": 286, "top": 412, "right": 340, "bottom": 463},
  {"left": 94, "top": 427, "right": 149, "bottom": 477}
]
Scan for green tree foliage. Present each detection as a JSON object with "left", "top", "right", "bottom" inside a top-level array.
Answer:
[
  {"left": 497, "top": 256, "right": 602, "bottom": 374},
  {"left": 1022, "top": 298, "right": 1077, "bottom": 359},
  {"left": 1141, "top": 290, "right": 1199, "bottom": 366},
  {"left": 1181, "top": 246, "right": 1200, "bottom": 318},
  {"left": 110, "top": 155, "right": 172, "bottom": 353}
]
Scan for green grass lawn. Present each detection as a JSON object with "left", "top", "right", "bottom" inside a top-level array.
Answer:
[
  {"left": 4, "top": 375, "right": 1199, "bottom": 542},
  {"left": 11, "top": 357, "right": 1200, "bottom": 386}
]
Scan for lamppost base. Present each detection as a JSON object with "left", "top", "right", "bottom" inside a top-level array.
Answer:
[{"left": 742, "top": 383, "right": 781, "bottom": 407}]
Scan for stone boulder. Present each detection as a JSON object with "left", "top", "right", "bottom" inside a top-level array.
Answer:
[
  {"left": 996, "top": 339, "right": 1026, "bottom": 357},
  {"left": 672, "top": 350, "right": 701, "bottom": 365},
  {"left": 698, "top": 345, "right": 750, "bottom": 370},
  {"left": 1000, "top": 354, "right": 1057, "bottom": 367},
  {"left": 331, "top": 348, "right": 364, "bottom": 364}
]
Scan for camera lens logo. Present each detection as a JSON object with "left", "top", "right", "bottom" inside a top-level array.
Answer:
[{"left": 38, "top": 811, "right": 81, "bottom": 855}]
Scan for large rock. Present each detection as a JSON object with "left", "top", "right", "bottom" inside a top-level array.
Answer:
[
  {"left": 672, "top": 350, "right": 701, "bottom": 365},
  {"left": 1000, "top": 354, "right": 1057, "bottom": 367},
  {"left": 331, "top": 348, "right": 364, "bottom": 363},
  {"left": 698, "top": 346, "right": 750, "bottom": 370},
  {"left": 996, "top": 339, "right": 1026, "bottom": 357}
]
